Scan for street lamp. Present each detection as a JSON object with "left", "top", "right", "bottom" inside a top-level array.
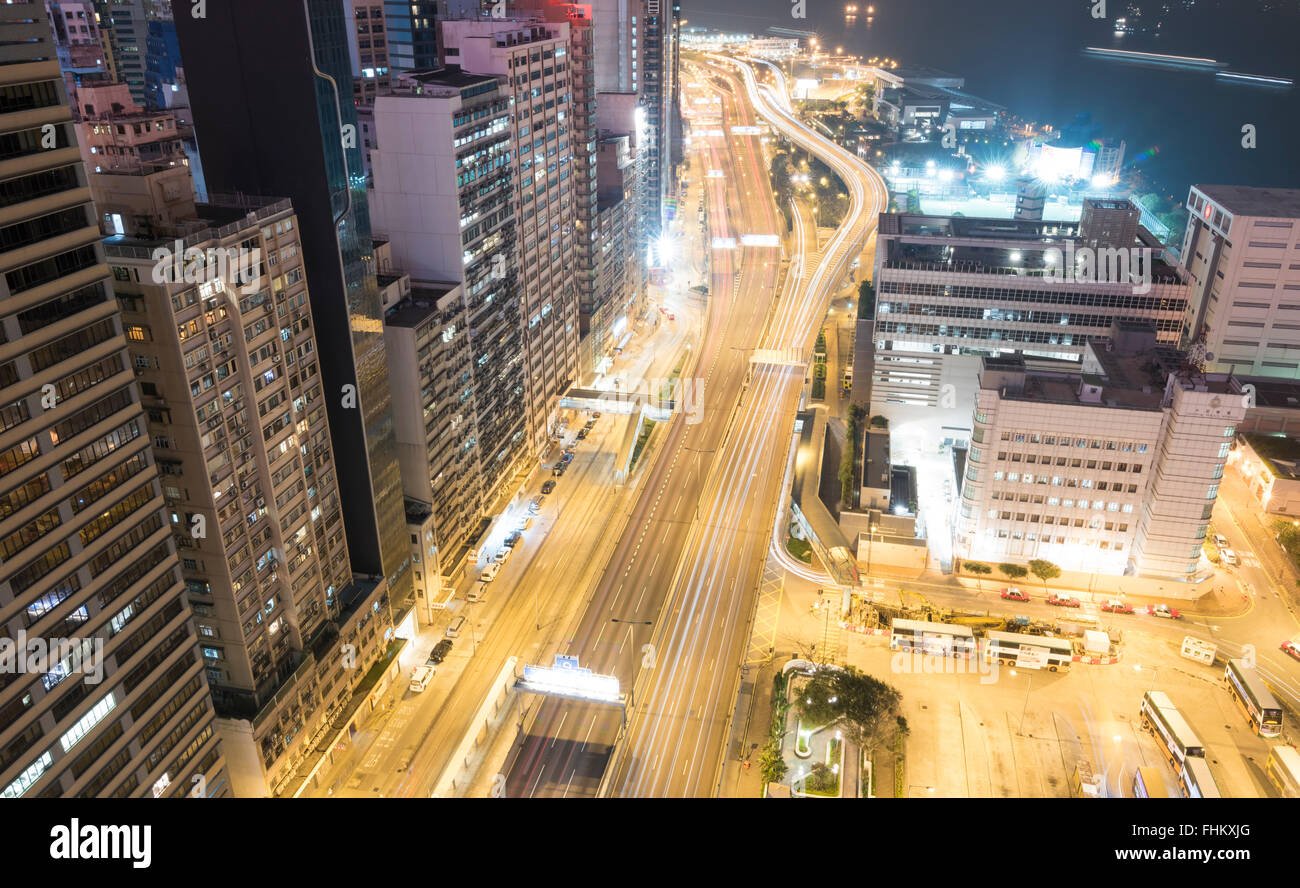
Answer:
[
  {"left": 611, "top": 618, "right": 653, "bottom": 728},
  {"left": 1009, "top": 669, "right": 1033, "bottom": 736}
]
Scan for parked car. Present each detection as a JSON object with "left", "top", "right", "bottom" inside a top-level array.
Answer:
[
  {"left": 1047, "top": 593, "right": 1081, "bottom": 608},
  {"left": 529, "top": 494, "right": 545, "bottom": 513},
  {"left": 467, "top": 580, "right": 488, "bottom": 602},
  {"left": 999, "top": 587, "right": 1029, "bottom": 602},
  {"left": 577, "top": 428, "right": 590, "bottom": 440},
  {"left": 553, "top": 464, "right": 567, "bottom": 477},
  {"left": 479, "top": 563, "right": 499, "bottom": 582},
  {"left": 1220, "top": 548, "right": 1239, "bottom": 566},
  {"left": 505, "top": 531, "right": 522, "bottom": 548},
  {"left": 1282, "top": 640, "right": 1300, "bottom": 662},
  {"left": 541, "top": 480, "right": 556, "bottom": 494},
  {"left": 561, "top": 451, "right": 574, "bottom": 464},
  {"left": 517, "top": 517, "right": 534, "bottom": 532},
  {"left": 409, "top": 664, "right": 435, "bottom": 693},
  {"left": 1101, "top": 599, "right": 1134, "bottom": 614},
  {"left": 428, "top": 639, "right": 453, "bottom": 664},
  {"left": 493, "top": 547, "right": 512, "bottom": 565},
  {"left": 1147, "top": 604, "right": 1182, "bottom": 620},
  {"left": 1213, "top": 534, "right": 1229, "bottom": 549},
  {"left": 591, "top": 412, "right": 602, "bottom": 419},
  {"left": 584, "top": 419, "right": 596, "bottom": 430}
]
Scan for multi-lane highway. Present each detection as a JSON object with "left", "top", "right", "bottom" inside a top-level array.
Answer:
[
  {"left": 503, "top": 61, "right": 790, "bottom": 797},
  {"left": 594, "top": 55, "right": 888, "bottom": 797}
]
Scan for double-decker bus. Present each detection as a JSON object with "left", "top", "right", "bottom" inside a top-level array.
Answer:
[
  {"left": 1223, "top": 658, "right": 1283, "bottom": 738},
  {"left": 1178, "top": 756, "right": 1222, "bottom": 798},
  {"left": 1132, "top": 766, "right": 1170, "bottom": 798},
  {"left": 984, "top": 630, "right": 1074, "bottom": 672},
  {"left": 1140, "top": 690, "right": 1205, "bottom": 771},
  {"left": 889, "top": 618, "right": 976, "bottom": 658},
  {"left": 1265, "top": 746, "right": 1300, "bottom": 798}
]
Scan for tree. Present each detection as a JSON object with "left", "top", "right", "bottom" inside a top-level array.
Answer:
[
  {"left": 797, "top": 666, "right": 901, "bottom": 752},
  {"left": 998, "top": 562, "right": 1027, "bottom": 582},
  {"left": 858, "top": 279, "right": 876, "bottom": 318},
  {"left": 965, "top": 561, "right": 991, "bottom": 593},
  {"left": 1028, "top": 559, "right": 1061, "bottom": 592},
  {"left": 759, "top": 742, "right": 787, "bottom": 785}
]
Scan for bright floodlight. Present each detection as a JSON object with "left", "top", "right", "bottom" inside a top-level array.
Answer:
[
  {"left": 984, "top": 165, "right": 1005, "bottom": 182},
  {"left": 1090, "top": 173, "right": 1114, "bottom": 190},
  {"left": 938, "top": 169, "right": 954, "bottom": 183},
  {"left": 925, "top": 159, "right": 936, "bottom": 168},
  {"left": 1009, "top": 251, "right": 1023, "bottom": 262},
  {"left": 654, "top": 235, "right": 676, "bottom": 266}
]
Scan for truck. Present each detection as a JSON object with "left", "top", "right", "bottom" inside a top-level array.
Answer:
[{"left": 1180, "top": 636, "right": 1217, "bottom": 665}]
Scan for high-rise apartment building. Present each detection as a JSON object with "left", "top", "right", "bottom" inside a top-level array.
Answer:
[
  {"left": 955, "top": 323, "right": 1246, "bottom": 585},
  {"left": 91, "top": 0, "right": 159, "bottom": 108},
  {"left": 1181, "top": 185, "right": 1300, "bottom": 379},
  {"left": 370, "top": 68, "right": 529, "bottom": 514},
  {"left": 379, "top": 271, "right": 481, "bottom": 589},
  {"left": 438, "top": 19, "right": 579, "bottom": 451},
  {"left": 382, "top": 0, "right": 439, "bottom": 73},
  {"left": 174, "top": 0, "right": 413, "bottom": 609},
  {"left": 587, "top": 131, "right": 646, "bottom": 371},
  {"left": 869, "top": 210, "right": 1192, "bottom": 430},
  {"left": 517, "top": 0, "right": 598, "bottom": 383},
  {"left": 0, "top": 4, "right": 226, "bottom": 798},
  {"left": 100, "top": 187, "right": 395, "bottom": 796}
]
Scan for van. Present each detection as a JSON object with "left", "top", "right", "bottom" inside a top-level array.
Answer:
[
  {"left": 446, "top": 615, "right": 467, "bottom": 638},
  {"left": 409, "top": 664, "right": 435, "bottom": 693},
  {"left": 467, "top": 582, "right": 487, "bottom": 603}
]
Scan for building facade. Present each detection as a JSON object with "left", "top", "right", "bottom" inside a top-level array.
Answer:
[
  {"left": 439, "top": 19, "right": 580, "bottom": 453},
  {"left": 1180, "top": 184, "right": 1300, "bottom": 379},
  {"left": 175, "top": 0, "right": 413, "bottom": 610},
  {"left": 956, "top": 326, "right": 1245, "bottom": 584},
  {"left": 869, "top": 210, "right": 1192, "bottom": 433},
  {"left": 370, "top": 69, "right": 529, "bottom": 515},
  {"left": 0, "top": 5, "right": 226, "bottom": 798}
]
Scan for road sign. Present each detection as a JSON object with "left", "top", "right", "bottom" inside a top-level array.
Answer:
[{"left": 554, "top": 654, "right": 580, "bottom": 670}]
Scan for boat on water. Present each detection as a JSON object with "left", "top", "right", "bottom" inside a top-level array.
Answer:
[
  {"left": 1083, "top": 47, "right": 1228, "bottom": 70},
  {"left": 1216, "top": 71, "right": 1294, "bottom": 87}
]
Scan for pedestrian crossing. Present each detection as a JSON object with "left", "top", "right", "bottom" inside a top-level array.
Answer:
[{"left": 746, "top": 560, "right": 783, "bottom": 666}]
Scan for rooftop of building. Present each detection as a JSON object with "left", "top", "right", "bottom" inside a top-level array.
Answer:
[
  {"left": 1195, "top": 184, "right": 1300, "bottom": 219},
  {"left": 404, "top": 497, "right": 433, "bottom": 525},
  {"left": 102, "top": 194, "right": 294, "bottom": 252},
  {"left": 397, "top": 66, "right": 500, "bottom": 91},
  {"left": 983, "top": 323, "right": 1240, "bottom": 410},
  {"left": 1241, "top": 433, "right": 1300, "bottom": 480},
  {"left": 878, "top": 212, "right": 1183, "bottom": 281},
  {"left": 885, "top": 65, "right": 963, "bottom": 82},
  {"left": 383, "top": 281, "right": 461, "bottom": 329},
  {"left": 1235, "top": 376, "right": 1300, "bottom": 411}
]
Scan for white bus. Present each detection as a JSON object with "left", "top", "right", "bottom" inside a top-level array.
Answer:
[
  {"left": 889, "top": 618, "right": 976, "bottom": 658},
  {"left": 984, "top": 630, "right": 1074, "bottom": 672},
  {"left": 1224, "top": 658, "right": 1283, "bottom": 738},
  {"left": 1140, "top": 690, "right": 1205, "bottom": 771},
  {"left": 1179, "top": 756, "right": 1221, "bottom": 799},
  {"left": 1266, "top": 746, "right": 1300, "bottom": 798}
]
